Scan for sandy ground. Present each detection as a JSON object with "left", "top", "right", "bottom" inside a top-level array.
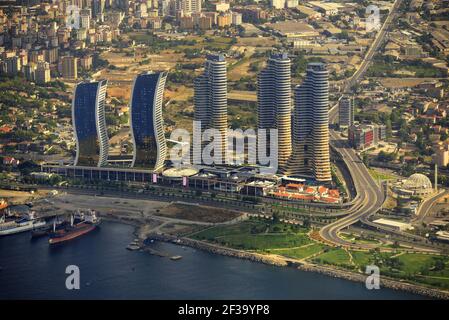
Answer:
[
  {"left": 30, "top": 192, "right": 244, "bottom": 239},
  {"left": 33, "top": 192, "right": 169, "bottom": 218},
  {"left": 378, "top": 78, "right": 442, "bottom": 88},
  {"left": 0, "top": 189, "right": 49, "bottom": 205},
  {"left": 228, "top": 90, "right": 257, "bottom": 102},
  {"left": 158, "top": 203, "right": 242, "bottom": 223}
]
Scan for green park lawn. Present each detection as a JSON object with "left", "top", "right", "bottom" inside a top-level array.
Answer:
[
  {"left": 312, "top": 248, "right": 353, "bottom": 268},
  {"left": 368, "top": 168, "right": 397, "bottom": 181},
  {"left": 267, "top": 243, "right": 326, "bottom": 260},
  {"left": 190, "top": 219, "right": 449, "bottom": 290},
  {"left": 190, "top": 219, "right": 312, "bottom": 250}
]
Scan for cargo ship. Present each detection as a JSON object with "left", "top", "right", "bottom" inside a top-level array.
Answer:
[
  {"left": 31, "top": 217, "right": 67, "bottom": 239},
  {"left": 0, "top": 212, "right": 46, "bottom": 236},
  {"left": 49, "top": 209, "right": 101, "bottom": 245}
]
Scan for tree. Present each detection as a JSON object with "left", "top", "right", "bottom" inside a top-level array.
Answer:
[{"left": 18, "top": 160, "right": 39, "bottom": 176}]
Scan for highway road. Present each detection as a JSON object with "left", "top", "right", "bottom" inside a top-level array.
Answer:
[
  {"left": 319, "top": 0, "right": 411, "bottom": 249},
  {"left": 345, "top": 0, "right": 402, "bottom": 91},
  {"left": 414, "top": 190, "right": 449, "bottom": 224},
  {"left": 320, "top": 131, "right": 386, "bottom": 249}
]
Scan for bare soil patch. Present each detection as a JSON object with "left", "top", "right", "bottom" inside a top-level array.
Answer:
[{"left": 159, "top": 203, "right": 242, "bottom": 223}]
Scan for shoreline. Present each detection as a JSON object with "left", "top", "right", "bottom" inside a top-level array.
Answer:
[
  {"left": 99, "top": 211, "right": 449, "bottom": 299},
  {"left": 142, "top": 232, "right": 449, "bottom": 300}
]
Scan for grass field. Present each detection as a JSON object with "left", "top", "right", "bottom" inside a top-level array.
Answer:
[
  {"left": 368, "top": 168, "right": 397, "bottom": 181},
  {"left": 339, "top": 232, "right": 382, "bottom": 245},
  {"left": 189, "top": 219, "right": 449, "bottom": 290},
  {"left": 267, "top": 243, "right": 326, "bottom": 260},
  {"left": 312, "top": 248, "right": 353, "bottom": 268},
  {"left": 312, "top": 249, "right": 449, "bottom": 290},
  {"left": 190, "top": 220, "right": 312, "bottom": 250},
  {"left": 378, "top": 253, "right": 449, "bottom": 289}
]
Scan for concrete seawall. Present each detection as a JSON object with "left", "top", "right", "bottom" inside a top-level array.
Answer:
[{"left": 147, "top": 233, "right": 449, "bottom": 300}]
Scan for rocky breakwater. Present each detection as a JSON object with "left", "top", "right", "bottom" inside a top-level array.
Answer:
[
  {"left": 299, "top": 264, "right": 449, "bottom": 300},
  {"left": 146, "top": 233, "right": 449, "bottom": 299},
  {"left": 147, "top": 234, "right": 288, "bottom": 267}
]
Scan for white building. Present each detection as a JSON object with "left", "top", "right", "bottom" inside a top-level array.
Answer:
[
  {"left": 80, "top": 9, "right": 91, "bottom": 30},
  {"left": 214, "top": 0, "right": 230, "bottom": 12},
  {"left": 35, "top": 61, "right": 51, "bottom": 85},
  {"left": 176, "top": 0, "right": 202, "bottom": 14},
  {"left": 285, "top": 0, "right": 298, "bottom": 8},
  {"left": 271, "top": 0, "right": 285, "bottom": 9},
  {"left": 373, "top": 218, "right": 414, "bottom": 231},
  {"left": 232, "top": 12, "right": 242, "bottom": 26}
]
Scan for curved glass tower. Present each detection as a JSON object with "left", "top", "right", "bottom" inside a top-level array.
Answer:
[
  {"left": 130, "top": 71, "right": 168, "bottom": 171},
  {"left": 72, "top": 80, "right": 109, "bottom": 167},
  {"left": 194, "top": 54, "right": 227, "bottom": 163},
  {"left": 257, "top": 53, "right": 292, "bottom": 170},
  {"left": 288, "top": 63, "right": 331, "bottom": 182}
]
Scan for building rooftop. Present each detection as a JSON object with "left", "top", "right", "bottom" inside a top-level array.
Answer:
[
  {"left": 404, "top": 173, "right": 432, "bottom": 191},
  {"left": 207, "top": 53, "right": 225, "bottom": 62},
  {"left": 373, "top": 218, "right": 414, "bottom": 230},
  {"left": 265, "top": 21, "right": 318, "bottom": 37},
  {"left": 162, "top": 166, "right": 199, "bottom": 178}
]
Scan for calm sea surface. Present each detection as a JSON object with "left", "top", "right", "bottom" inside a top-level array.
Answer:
[{"left": 0, "top": 221, "right": 426, "bottom": 299}]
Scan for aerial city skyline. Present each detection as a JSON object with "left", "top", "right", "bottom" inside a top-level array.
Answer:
[
  {"left": 70, "top": 53, "right": 332, "bottom": 182},
  {"left": 1, "top": 0, "right": 449, "bottom": 303}
]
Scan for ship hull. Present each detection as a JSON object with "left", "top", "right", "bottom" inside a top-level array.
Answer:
[
  {"left": 49, "top": 223, "right": 99, "bottom": 245},
  {"left": 0, "top": 221, "right": 46, "bottom": 236}
]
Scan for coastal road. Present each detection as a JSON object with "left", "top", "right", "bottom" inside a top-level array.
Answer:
[
  {"left": 319, "top": 0, "right": 421, "bottom": 249},
  {"left": 320, "top": 131, "right": 385, "bottom": 249},
  {"left": 323, "top": 129, "right": 433, "bottom": 249},
  {"left": 414, "top": 190, "right": 449, "bottom": 224}
]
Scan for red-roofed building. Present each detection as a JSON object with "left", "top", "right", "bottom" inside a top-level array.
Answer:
[
  {"left": 328, "top": 189, "right": 340, "bottom": 198},
  {"left": 3, "top": 156, "right": 20, "bottom": 166},
  {"left": 305, "top": 187, "right": 315, "bottom": 194},
  {"left": 286, "top": 183, "right": 304, "bottom": 191},
  {"left": 0, "top": 125, "right": 12, "bottom": 133},
  {"left": 318, "top": 186, "right": 328, "bottom": 195}
]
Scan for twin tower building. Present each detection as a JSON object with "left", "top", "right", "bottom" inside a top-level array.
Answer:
[
  {"left": 73, "top": 71, "right": 168, "bottom": 171},
  {"left": 72, "top": 53, "right": 331, "bottom": 182}
]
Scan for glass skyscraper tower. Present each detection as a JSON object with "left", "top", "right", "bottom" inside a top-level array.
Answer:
[
  {"left": 194, "top": 54, "right": 227, "bottom": 163},
  {"left": 130, "top": 71, "right": 168, "bottom": 171},
  {"left": 72, "top": 79, "right": 109, "bottom": 167},
  {"left": 288, "top": 63, "right": 332, "bottom": 182},
  {"left": 257, "top": 52, "right": 292, "bottom": 171}
]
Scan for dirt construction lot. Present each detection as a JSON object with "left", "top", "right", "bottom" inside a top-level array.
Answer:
[{"left": 158, "top": 203, "right": 242, "bottom": 223}]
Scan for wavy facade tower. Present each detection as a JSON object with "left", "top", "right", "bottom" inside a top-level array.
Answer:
[
  {"left": 257, "top": 53, "right": 292, "bottom": 170},
  {"left": 72, "top": 80, "right": 109, "bottom": 167},
  {"left": 288, "top": 63, "right": 331, "bottom": 182},
  {"left": 130, "top": 71, "right": 168, "bottom": 171},
  {"left": 194, "top": 54, "right": 227, "bottom": 163}
]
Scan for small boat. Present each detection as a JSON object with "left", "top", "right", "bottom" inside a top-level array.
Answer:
[
  {"left": 0, "top": 212, "right": 46, "bottom": 236},
  {"left": 170, "top": 255, "right": 182, "bottom": 261},
  {"left": 31, "top": 226, "right": 51, "bottom": 238},
  {"left": 126, "top": 244, "right": 140, "bottom": 251}
]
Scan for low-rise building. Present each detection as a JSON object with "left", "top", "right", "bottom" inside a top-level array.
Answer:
[
  {"left": 35, "top": 61, "right": 51, "bottom": 85},
  {"left": 373, "top": 218, "right": 414, "bottom": 231},
  {"left": 348, "top": 124, "right": 386, "bottom": 150}
]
